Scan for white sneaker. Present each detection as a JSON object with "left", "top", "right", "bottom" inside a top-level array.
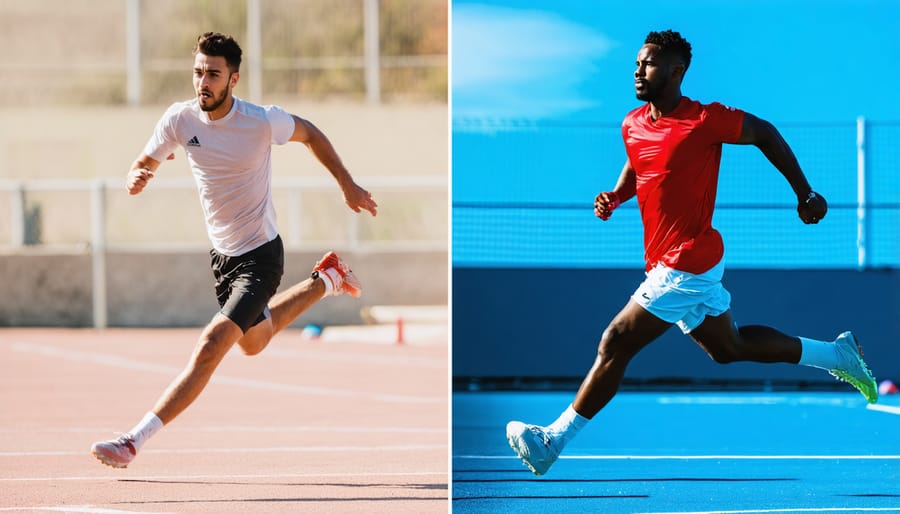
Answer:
[
  {"left": 830, "top": 332, "right": 878, "bottom": 404},
  {"left": 506, "top": 421, "right": 560, "bottom": 476},
  {"left": 91, "top": 434, "right": 137, "bottom": 468}
]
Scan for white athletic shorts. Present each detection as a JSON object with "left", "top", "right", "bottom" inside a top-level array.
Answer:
[{"left": 632, "top": 259, "right": 731, "bottom": 334}]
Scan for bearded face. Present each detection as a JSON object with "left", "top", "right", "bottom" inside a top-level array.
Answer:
[
  {"left": 193, "top": 53, "right": 237, "bottom": 117},
  {"left": 633, "top": 44, "right": 677, "bottom": 103}
]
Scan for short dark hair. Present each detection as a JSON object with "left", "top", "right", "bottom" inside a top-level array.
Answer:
[
  {"left": 644, "top": 30, "right": 692, "bottom": 72},
  {"left": 194, "top": 32, "right": 242, "bottom": 72}
]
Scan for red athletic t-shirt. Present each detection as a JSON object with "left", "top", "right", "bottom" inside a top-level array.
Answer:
[{"left": 622, "top": 96, "right": 745, "bottom": 274}]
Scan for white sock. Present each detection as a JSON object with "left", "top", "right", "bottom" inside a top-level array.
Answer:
[
  {"left": 319, "top": 268, "right": 341, "bottom": 296},
  {"left": 546, "top": 404, "right": 589, "bottom": 448},
  {"left": 798, "top": 336, "right": 837, "bottom": 370},
  {"left": 128, "top": 412, "right": 163, "bottom": 451}
]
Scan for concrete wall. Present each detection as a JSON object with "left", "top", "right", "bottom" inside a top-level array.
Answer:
[
  {"left": 452, "top": 267, "right": 900, "bottom": 383},
  {"left": 1, "top": 249, "right": 446, "bottom": 327}
]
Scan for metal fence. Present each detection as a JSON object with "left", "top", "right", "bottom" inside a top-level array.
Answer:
[
  {"left": 0, "top": 176, "right": 446, "bottom": 250},
  {"left": 0, "top": 0, "right": 447, "bottom": 106},
  {"left": 0, "top": 176, "right": 447, "bottom": 327}
]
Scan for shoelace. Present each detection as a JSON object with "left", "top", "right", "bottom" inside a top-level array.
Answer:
[
  {"left": 111, "top": 434, "right": 137, "bottom": 455},
  {"left": 528, "top": 426, "right": 552, "bottom": 448}
]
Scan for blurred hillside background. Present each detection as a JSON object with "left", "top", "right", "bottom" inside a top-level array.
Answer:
[{"left": 0, "top": 0, "right": 448, "bottom": 327}]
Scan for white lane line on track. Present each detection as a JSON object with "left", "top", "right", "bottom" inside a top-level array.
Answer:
[
  {"left": 12, "top": 341, "right": 441, "bottom": 404},
  {"left": 637, "top": 508, "right": 900, "bottom": 514},
  {"left": 0, "top": 470, "right": 447, "bottom": 483},
  {"left": 2, "top": 443, "right": 446, "bottom": 458},
  {"left": 457, "top": 454, "right": 900, "bottom": 460},
  {"left": 0, "top": 507, "right": 173, "bottom": 514}
]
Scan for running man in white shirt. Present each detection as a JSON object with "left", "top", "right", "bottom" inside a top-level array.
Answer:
[{"left": 92, "top": 32, "right": 378, "bottom": 468}]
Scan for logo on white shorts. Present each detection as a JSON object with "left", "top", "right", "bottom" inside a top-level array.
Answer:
[{"left": 187, "top": 136, "right": 201, "bottom": 147}]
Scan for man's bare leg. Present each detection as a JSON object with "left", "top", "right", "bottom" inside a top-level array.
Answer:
[
  {"left": 572, "top": 300, "right": 672, "bottom": 418},
  {"left": 152, "top": 314, "right": 244, "bottom": 423},
  {"left": 92, "top": 253, "right": 359, "bottom": 468},
  {"left": 237, "top": 277, "right": 326, "bottom": 356},
  {"left": 506, "top": 300, "right": 671, "bottom": 475},
  {"left": 688, "top": 310, "right": 800, "bottom": 364},
  {"left": 90, "top": 314, "right": 243, "bottom": 468},
  {"left": 691, "top": 311, "right": 876, "bottom": 402}
]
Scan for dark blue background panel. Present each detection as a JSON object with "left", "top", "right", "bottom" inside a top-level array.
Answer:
[{"left": 452, "top": 268, "right": 900, "bottom": 384}]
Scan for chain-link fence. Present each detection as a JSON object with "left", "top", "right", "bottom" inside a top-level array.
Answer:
[{"left": 453, "top": 119, "right": 900, "bottom": 269}]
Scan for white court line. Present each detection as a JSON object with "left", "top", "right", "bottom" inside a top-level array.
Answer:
[
  {"left": 0, "top": 470, "right": 446, "bottom": 483},
  {"left": 12, "top": 341, "right": 441, "bottom": 404},
  {"left": 1, "top": 443, "right": 445, "bottom": 458},
  {"left": 458, "top": 454, "right": 900, "bottom": 460},
  {"left": 0, "top": 507, "right": 173, "bottom": 514},
  {"left": 637, "top": 508, "right": 900, "bottom": 514},
  {"left": 867, "top": 403, "right": 900, "bottom": 415},
  {"left": 656, "top": 395, "right": 862, "bottom": 407}
]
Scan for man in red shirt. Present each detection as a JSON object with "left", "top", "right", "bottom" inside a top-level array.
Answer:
[{"left": 506, "top": 30, "right": 878, "bottom": 476}]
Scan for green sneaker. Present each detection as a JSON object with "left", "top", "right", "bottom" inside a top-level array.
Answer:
[{"left": 830, "top": 332, "right": 878, "bottom": 404}]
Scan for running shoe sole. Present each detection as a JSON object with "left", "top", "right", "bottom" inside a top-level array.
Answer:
[{"left": 830, "top": 332, "right": 878, "bottom": 404}]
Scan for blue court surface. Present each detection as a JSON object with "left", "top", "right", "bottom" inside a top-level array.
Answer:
[{"left": 452, "top": 391, "right": 900, "bottom": 513}]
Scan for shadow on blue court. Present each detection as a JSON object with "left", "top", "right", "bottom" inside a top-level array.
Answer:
[{"left": 452, "top": 391, "right": 900, "bottom": 513}]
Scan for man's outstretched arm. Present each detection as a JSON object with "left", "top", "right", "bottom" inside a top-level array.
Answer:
[
  {"left": 736, "top": 112, "right": 826, "bottom": 224},
  {"left": 290, "top": 115, "right": 378, "bottom": 216}
]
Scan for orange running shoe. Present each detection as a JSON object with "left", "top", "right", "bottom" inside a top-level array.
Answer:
[{"left": 313, "top": 251, "right": 362, "bottom": 298}]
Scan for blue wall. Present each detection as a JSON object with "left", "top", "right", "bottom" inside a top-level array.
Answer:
[{"left": 452, "top": 268, "right": 900, "bottom": 384}]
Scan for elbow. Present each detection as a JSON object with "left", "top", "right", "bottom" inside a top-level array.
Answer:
[{"left": 752, "top": 120, "right": 780, "bottom": 151}]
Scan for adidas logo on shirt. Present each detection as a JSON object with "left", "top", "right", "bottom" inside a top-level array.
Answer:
[{"left": 187, "top": 136, "right": 201, "bottom": 147}]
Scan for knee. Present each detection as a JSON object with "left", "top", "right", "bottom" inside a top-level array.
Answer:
[
  {"left": 703, "top": 338, "right": 741, "bottom": 364},
  {"left": 238, "top": 336, "right": 268, "bottom": 356},
  {"left": 598, "top": 322, "right": 633, "bottom": 361},
  {"left": 708, "top": 347, "right": 738, "bottom": 364},
  {"left": 690, "top": 320, "right": 748, "bottom": 365},
  {"left": 192, "top": 334, "right": 233, "bottom": 369},
  {"left": 237, "top": 322, "right": 273, "bottom": 356}
]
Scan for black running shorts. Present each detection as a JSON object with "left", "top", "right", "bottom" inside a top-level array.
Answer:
[{"left": 209, "top": 235, "right": 284, "bottom": 333}]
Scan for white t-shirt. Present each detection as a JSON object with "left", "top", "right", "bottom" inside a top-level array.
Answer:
[{"left": 143, "top": 97, "right": 295, "bottom": 256}]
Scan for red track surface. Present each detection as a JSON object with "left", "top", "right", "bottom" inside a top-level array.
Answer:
[{"left": 0, "top": 328, "right": 448, "bottom": 513}]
